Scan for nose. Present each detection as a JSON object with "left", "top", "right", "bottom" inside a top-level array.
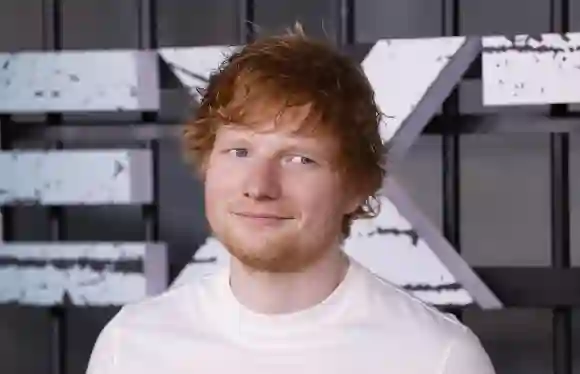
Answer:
[{"left": 242, "top": 159, "right": 282, "bottom": 200}]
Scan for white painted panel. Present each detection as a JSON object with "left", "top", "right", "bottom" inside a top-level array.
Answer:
[
  {"left": 0, "top": 243, "right": 168, "bottom": 306},
  {"left": 0, "top": 150, "right": 152, "bottom": 205},
  {"left": 0, "top": 50, "right": 159, "bottom": 112},
  {"left": 362, "top": 37, "right": 466, "bottom": 142},
  {"left": 483, "top": 32, "right": 580, "bottom": 106},
  {"left": 159, "top": 46, "right": 238, "bottom": 100},
  {"left": 344, "top": 196, "right": 471, "bottom": 305}
]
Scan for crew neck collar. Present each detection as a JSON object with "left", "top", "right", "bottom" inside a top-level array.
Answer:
[{"left": 213, "top": 257, "right": 360, "bottom": 342}]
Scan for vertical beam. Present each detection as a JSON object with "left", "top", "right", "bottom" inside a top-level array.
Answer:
[
  {"left": 441, "top": 0, "right": 462, "bottom": 317},
  {"left": 337, "top": 0, "right": 355, "bottom": 45},
  {"left": 0, "top": 115, "right": 13, "bottom": 243},
  {"left": 138, "top": 0, "right": 160, "bottom": 258},
  {"left": 549, "top": 0, "right": 572, "bottom": 372},
  {"left": 42, "top": 1, "right": 66, "bottom": 374},
  {"left": 238, "top": 0, "right": 255, "bottom": 43}
]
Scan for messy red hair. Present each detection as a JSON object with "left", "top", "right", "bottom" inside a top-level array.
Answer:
[{"left": 182, "top": 26, "right": 386, "bottom": 238}]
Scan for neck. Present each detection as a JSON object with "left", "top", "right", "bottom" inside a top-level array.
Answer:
[{"left": 229, "top": 248, "right": 349, "bottom": 315}]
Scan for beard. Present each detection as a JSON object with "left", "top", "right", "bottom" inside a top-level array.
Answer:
[{"left": 214, "top": 218, "right": 339, "bottom": 273}]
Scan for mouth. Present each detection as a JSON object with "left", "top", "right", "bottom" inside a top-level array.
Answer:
[{"left": 233, "top": 212, "right": 294, "bottom": 220}]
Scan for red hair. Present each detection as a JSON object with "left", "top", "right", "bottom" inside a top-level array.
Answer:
[{"left": 182, "top": 26, "right": 386, "bottom": 237}]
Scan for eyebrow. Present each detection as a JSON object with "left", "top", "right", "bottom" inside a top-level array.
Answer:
[{"left": 217, "top": 129, "right": 335, "bottom": 160}]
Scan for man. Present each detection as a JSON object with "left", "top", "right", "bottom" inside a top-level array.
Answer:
[{"left": 86, "top": 26, "right": 496, "bottom": 374}]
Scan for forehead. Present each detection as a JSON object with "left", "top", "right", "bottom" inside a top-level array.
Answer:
[{"left": 215, "top": 123, "right": 337, "bottom": 151}]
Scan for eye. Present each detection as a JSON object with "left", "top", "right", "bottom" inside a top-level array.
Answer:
[
  {"left": 227, "top": 148, "right": 248, "bottom": 158},
  {"left": 288, "top": 155, "right": 316, "bottom": 165}
]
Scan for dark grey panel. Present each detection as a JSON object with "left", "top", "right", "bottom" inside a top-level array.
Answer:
[
  {"left": 461, "top": 134, "right": 550, "bottom": 266},
  {"left": 158, "top": 138, "right": 210, "bottom": 279},
  {"left": 254, "top": 0, "right": 337, "bottom": 42},
  {"left": 0, "top": 0, "right": 43, "bottom": 51},
  {"left": 395, "top": 136, "right": 443, "bottom": 231},
  {"left": 64, "top": 207, "right": 145, "bottom": 241},
  {"left": 464, "top": 309, "right": 553, "bottom": 373},
  {"left": 61, "top": 0, "right": 139, "bottom": 49},
  {"left": 355, "top": 0, "right": 442, "bottom": 42},
  {"left": 13, "top": 206, "right": 49, "bottom": 241},
  {"left": 460, "top": 0, "right": 551, "bottom": 35},
  {"left": 67, "top": 307, "right": 120, "bottom": 374},
  {"left": 157, "top": 0, "right": 238, "bottom": 46},
  {"left": 572, "top": 0, "right": 580, "bottom": 31},
  {"left": 0, "top": 306, "right": 49, "bottom": 374}
]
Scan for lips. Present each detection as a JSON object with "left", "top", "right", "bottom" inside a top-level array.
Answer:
[{"left": 233, "top": 212, "right": 293, "bottom": 220}]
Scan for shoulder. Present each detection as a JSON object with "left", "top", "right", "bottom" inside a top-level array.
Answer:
[
  {"left": 350, "top": 261, "right": 495, "bottom": 373},
  {"left": 352, "top": 259, "right": 465, "bottom": 333},
  {"left": 106, "top": 269, "right": 222, "bottom": 334},
  {"left": 86, "top": 271, "right": 222, "bottom": 373}
]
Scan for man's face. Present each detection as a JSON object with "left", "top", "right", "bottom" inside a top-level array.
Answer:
[{"left": 204, "top": 118, "right": 360, "bottom": 273}]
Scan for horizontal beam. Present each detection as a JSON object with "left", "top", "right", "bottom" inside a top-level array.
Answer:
[
  {"left": 0, "top": 150, "right": 153, "bottom": 206},
  {"left": 7, "top": 112, "right": 580, "bottom": 144},
  {"left": 425, "top": 113, "right": 580, "bottom": 134},
  {"left": 8, "top": 122, "right": 182, "bottom": 143},
  {"left": 0, "top": 50, "right": 159, "bottom": 113},
  {"left": 0, "top": 242, "right": 168, "bottom": 306},
  {"left": 474, "top": 267, "right": 580, "bottom": 307}
]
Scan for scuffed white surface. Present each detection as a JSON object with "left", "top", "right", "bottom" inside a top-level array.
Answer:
[
  {"left": 0, "top": 243, "right": 150, "bottom": 261},
  {"left": 483, "top": 32, "right": 580, "bottom": 105},
  {"left": 0, "top": 265, "right": 146, "bottom": 306},
  {"left": 172, "top": 197, "right": 471, "bottom": 306},
  {"left": 343, "top": 196, "right": 459, "bottom": 289},
  {"left": 0, "top": 50, "right": 159, "bottom": 112},
  {"left": 410, "top": 289, "right": 472, "bottom": 306},
  {"left": 159, "top": 46, "right": 239, "bottom": 99},
  {"left": 171, "top": 237, "right": 229, "bottom": 288},
  {"left": 362, "top": 37, "right": 465, "bottom": 142},
  {"left": 0, "top": 150, "right": 152, "bottom": 205},
  {"left": 0, "top": 243, "right": 167, "bottom": 306}
]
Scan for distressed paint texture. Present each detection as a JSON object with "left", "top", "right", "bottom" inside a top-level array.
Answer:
[
  {"left": 0, "top": 150, "right": 152, "bottom": 205},
  {"left": 160, "top": 40, "right": 466, "bottom": 144},
  {"left": 159, "top": 46, "right": 238, "bottom": 100},
  {"left": 483, "top": 32, "right": 580, "bottom": 106},
  {"left": 0, "top": 50, "right": 159, "bottom": 112},
  {"left": 0, "top": 39, "right": 504, "bottom": 308},
  {"left": 362, "top": 37, "right": 466, "bottom": 142},
  {"left": 0, "top": 243, "right": 168, "bottom": 306}
]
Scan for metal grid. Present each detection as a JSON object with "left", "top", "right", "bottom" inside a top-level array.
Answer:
[
  {"left": 0, "top": 0, "right": 576, "bottom": 373},
  {"left": 0, "top": 1, "right": 161, "bottom": 374}
]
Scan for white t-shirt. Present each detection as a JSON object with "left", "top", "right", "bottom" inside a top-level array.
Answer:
[{"left": 86, "top": 258, "right": 495, "bottom": 374}]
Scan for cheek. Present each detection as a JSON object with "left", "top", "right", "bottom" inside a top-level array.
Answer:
[
  {"left": 290, "top": 177, "right": 346, "bottom": 220},
  {"left": 204, "top": 160, "right": 238, "bottom": 212}
]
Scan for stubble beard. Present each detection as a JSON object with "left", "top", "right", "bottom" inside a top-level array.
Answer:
[{"left": 216, "top": 220, "right": 337, "bottom": 273}]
